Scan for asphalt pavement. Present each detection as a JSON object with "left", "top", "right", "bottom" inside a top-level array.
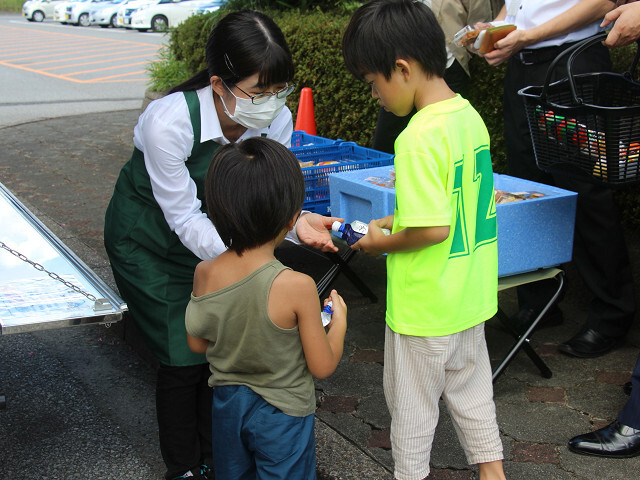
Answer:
[{"left": 1, "top": 108, "right": 640, "bottom": 479}]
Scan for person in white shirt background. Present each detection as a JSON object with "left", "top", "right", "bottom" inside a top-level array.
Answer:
[
  {"left": 104, "top": 10, "right": 341, "bottom": 480},
  {"left": 567, "top": 0, "right": 640, "bottom": 459},
  {"left": 483, "top": 0, "right": 637, "bottom": 362}
]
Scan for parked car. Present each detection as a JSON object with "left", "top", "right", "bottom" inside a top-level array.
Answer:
[
  {"left": 65, "top": 0, "right": 111, "bottom": 26},
  {"left": 115, "top": 0, "right": 149, "bottom": 27},
  {"left": 89, "top": 0, "right": 127, "bottom": 28},
  {"left": 22, "top": 0, "right": 67, "bottom": 22},
  {"left": 53, "top": 0, "right": 75, "bottom": 23},
  {"left": 128, "top": 0, "right": 209, "bottom": 32},
  {"left": 191, "top": 0, "right": 225, "bottom": 15}
]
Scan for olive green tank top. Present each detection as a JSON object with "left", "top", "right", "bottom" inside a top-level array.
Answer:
[{"left": 184, "top": 260, "right": 316, "bottom": 417}]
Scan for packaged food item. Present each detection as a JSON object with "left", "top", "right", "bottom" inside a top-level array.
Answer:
[
  {"left": 453, "top": 21, "right": 516, "bottom": 54},
  {"left": 364, "top": 176, "right": 395, "bottom": 188},
  {"left": 494, "top": 189, "right": 544, "bottom": 204}
]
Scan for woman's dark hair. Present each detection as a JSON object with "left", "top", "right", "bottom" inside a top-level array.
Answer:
[
  {"left": 170, "top": 10, "right": 295, "bottom": 93},
  {"left": 342, "top": 0, "right": 446, "bottom": 82},
  {"left": 205, "top": 137, "right": 305, "bottom": 255}
]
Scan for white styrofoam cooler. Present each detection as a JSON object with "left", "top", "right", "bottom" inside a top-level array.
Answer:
[{"left": 329, "top": 167, "right": 578, "bottom": 277}]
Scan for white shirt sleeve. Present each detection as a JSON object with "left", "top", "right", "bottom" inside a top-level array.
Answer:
[
  {"left": 134, "top": 93, "right": 227, "bottom": 261},
  {"left": 134, "top": 92, "right": 298, "bottom": 259}
]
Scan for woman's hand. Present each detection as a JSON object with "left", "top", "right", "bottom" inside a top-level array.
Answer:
[{"left": 295, "top": 213, "right": 342, "bottom": 253}]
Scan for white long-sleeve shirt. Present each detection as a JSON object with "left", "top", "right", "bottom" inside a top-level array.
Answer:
[
  {"left": 133, "top": 85, "right": 296, "bottom": 260},
  {"left": 505, "top": 0, "right": 604, "bottom": 49}
]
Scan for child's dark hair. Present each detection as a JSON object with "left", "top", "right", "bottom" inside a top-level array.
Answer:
[
  {"left": 170, "top": 10, "right": 294, "bottom": 93},
  {"left": 205, "top": 138, "right": 305, "bottom": 255},
  {"left": 342, "top": 0, "right": 446, "bottom": 82}
]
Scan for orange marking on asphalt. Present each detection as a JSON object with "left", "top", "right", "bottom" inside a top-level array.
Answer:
[
  {"left": 19, "top": 46, "right": 155, "bottom": 65},
  {"left": 87, "top": 70, "right": 148, "bottom": 82},
  {"left": 0, "top": 42, "right": 116, "bottom": 59},
  {"left": 0, "top": 24, "right": 158, "bottom": 47},
  {"left": 0, "top": 24, "right": 161, "bottom": 83},
  {"left": 34, "top": 52, "right": 154, "bottom": 69},
  {"left": 66, "top": 60, "right": 149, "bottom": 76}
]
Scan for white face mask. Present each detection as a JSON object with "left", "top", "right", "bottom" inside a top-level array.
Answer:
[{"left": 220, "top": 85, "right": 287, "bottom": 130}]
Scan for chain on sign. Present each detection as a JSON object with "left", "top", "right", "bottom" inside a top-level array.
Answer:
[{"left": 0, "top": 240, "right": 97, "bottom": 302}]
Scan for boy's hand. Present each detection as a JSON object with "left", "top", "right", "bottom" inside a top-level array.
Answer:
[{"left": 352, "top": 219, "right": 388, "bottom": 256}]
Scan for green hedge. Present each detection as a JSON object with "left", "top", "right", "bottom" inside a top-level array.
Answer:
[
  {"left": 149, "top": 10, "right": 640, "bottom": 226},
  {"left": 0, "top": 0, "right": 23, "bottom": 13}
]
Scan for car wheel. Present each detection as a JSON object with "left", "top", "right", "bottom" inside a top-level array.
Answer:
[
  {"left": 78, "top": 13, "right": 90, "bottom": 27},
  {"left": 110, "top": 14, "right": 117, "bottom": 28},
  {"left": 32, "top": 10, "right": 45, "bottom": 22},
  {"left": 151, "top": 15, "right": 168, "bottom": 32}
]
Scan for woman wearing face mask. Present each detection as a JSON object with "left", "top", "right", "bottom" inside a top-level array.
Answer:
[{"left": 104, "top": 10, "right": 340, "bottom": 480}]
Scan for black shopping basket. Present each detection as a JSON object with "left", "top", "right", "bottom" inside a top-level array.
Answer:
[{"left": 519, "top": 32, "right": 640, "bottom": 186}]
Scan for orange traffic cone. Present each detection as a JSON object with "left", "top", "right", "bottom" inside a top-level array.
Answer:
[{"left": 294, "top": 87, "right": 317, "bottom": 135}]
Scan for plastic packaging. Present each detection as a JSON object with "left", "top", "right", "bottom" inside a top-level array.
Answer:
[
  {"left": 453, "top": 21, "right": 516, "bottom": 54},
  {"left": 331, "top": 220, "right": 391, "bottom": 247},
  {"left": 321, "top": 301, "right": 333, "bottom": 327}
]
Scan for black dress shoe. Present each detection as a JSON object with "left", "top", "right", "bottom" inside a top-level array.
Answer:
[
  {"left": 568, "top": 420, "right": 640, "bottom": 458},
  {"left": 515, "top": 306, "right": 563, "bottom": 333},
  {"left": 558, "top": 327, "right": 622, "bottom": 358}
]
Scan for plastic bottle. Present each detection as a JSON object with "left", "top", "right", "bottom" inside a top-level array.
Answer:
[
  {"left": 331, "top": 220, "right": 390, "bottom": 247},
  {"left": 321, "top": 301, "right": 333, "bottom": 327}
]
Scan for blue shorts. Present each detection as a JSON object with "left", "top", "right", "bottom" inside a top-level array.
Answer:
[{"left": 212, "top": 385, "right": 316, "bottom": 480}]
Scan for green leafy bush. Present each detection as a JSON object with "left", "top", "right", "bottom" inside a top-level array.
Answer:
[{"left": 0, "top": 0, "right": 23, "bottom": 13}]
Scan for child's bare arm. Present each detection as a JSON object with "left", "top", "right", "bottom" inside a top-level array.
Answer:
[
  {"left": 354, "top": 218, "right": 450, "bottom": 256},
  {"left": 290, "top": 275, "right": 347, "bottom": 379},
  {"left": 187, "top": 333, "right": 209, "bottom": 354}
]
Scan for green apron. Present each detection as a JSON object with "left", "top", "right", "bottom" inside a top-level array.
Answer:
[{"left": 104, "top": 91, "right": 220, "bottom": 366}]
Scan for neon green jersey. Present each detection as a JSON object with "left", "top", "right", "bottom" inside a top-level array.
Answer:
[{"left": 386, "top": 95, "right": 497, "bottom": 336}]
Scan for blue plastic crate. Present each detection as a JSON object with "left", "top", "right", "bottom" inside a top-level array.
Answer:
[
  {"left": 293, "top": 144, "right": 394, "bottom": 214},
  {"left": 290, "top": 131, "right": 338, "bottom": 150}
]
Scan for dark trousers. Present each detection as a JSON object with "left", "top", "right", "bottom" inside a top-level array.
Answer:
[
  {"left": 157, "top": 363, "right": 213, "bottom": 480},
  {"left": 504, "top": 40, "right": 636, "bottom": 338},
  {"left": 619, "top": 353, "right": 640, "bottom": 429},
  {"left": 372, "top": 59, "right": 470, "bottom": 154}
]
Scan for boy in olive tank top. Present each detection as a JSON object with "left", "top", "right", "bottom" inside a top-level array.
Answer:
[
  {"left": 184, "top": 137, "right": 347, "bottom": 480},
  {"left": 343, "top": 2, "right": 505, "bottom": 480}
]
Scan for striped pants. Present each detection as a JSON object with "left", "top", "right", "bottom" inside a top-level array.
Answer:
[{"left": 384, "top": 323, "right": 503, "bottom": 480}]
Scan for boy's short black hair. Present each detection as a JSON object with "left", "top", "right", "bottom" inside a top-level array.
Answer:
[
  {"left": 342, "top": 0, "right": 446, "bottom": 82},
  {"left": 205, "top": 137, "right": 305, "bottom": 255}
]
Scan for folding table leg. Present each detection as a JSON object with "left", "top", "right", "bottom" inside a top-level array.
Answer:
[
  {"left": 493, "top": 309, "right": 552, "bottom": 381},
  {"left": 316, "top": 250, "right": 378, "bottom": 303},
  {"left": 492, "top": 271, "right": 564, "bottom": 382}
]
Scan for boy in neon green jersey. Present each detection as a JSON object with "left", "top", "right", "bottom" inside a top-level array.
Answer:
[{"left": 342, "top": 1, "right": 505, "bottom": 479}]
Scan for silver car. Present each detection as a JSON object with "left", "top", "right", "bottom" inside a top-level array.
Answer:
[
  {"left": 90, "top": 0, "right": 128, "bottom": 28},
  {"left": 64, "top": 0, "right": 111, "bottom": 26},
  {"left": 22, "top": 0, "right": 68, "bottom": 22}
]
